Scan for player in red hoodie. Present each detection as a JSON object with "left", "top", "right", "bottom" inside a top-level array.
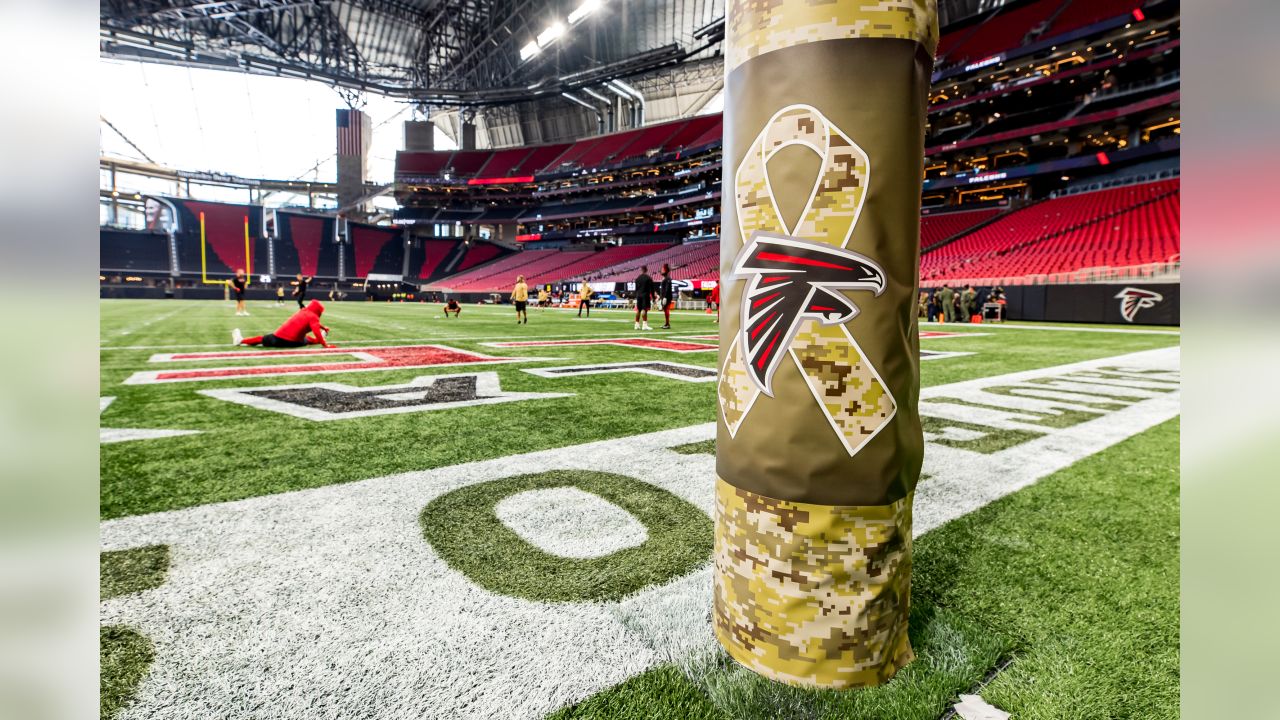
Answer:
[{"left": 232, "top": 300, "right": 335, "bottom": 348}]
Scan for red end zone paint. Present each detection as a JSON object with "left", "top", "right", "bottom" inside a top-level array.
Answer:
[
  {"left": 919, "top": 331, "right": 966, "bottom": 339},
  {"left": 127, "top": 345, "right": 519, "bottom": 384},
  {"left": 490, "top": 338, "right": 716, "bottom": 353}
]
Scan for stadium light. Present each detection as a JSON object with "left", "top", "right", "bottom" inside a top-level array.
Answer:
[
  {"left": 520, "top": 41, "right": 541, "bottom": 61},
  {"left": 568, "top": 0, "right": 602, "bottom": 24},
  {"left": 537, "top": 22, "right": 566, "bottom": 47}
]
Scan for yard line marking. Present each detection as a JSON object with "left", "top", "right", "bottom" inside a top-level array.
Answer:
[{"left": 100, "top": 347, "right": 1178, "bottom": 720}]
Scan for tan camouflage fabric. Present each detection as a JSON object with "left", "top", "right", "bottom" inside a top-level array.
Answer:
[
  {"left": 791, "top": 320, "right": 895, "bottom": 452},
  {"left": 719, "top": 104, "right": 895, "bottom": 455},
  {"left": 718, "top": 339, "right": 759, "bottom": 432},
  {"left": 714, "top": 477, "right": 914, "bottom": 688},
  {"left": 726, "top": 0, "right": 939, "bottom": 73}
]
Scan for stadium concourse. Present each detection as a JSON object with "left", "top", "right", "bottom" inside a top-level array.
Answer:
[{"left": 98, "top": 0, "right": 1181, "bottom": 718}]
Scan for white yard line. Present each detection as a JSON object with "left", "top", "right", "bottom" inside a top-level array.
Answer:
[{"left": 101, "top": 346, "right": 1179, "bottom": 720}]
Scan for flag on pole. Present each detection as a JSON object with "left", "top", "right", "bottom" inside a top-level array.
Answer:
[{"left": 715, "top": 0, "right": 938, "bottom": 690}]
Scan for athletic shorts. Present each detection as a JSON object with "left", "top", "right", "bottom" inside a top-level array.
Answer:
[
  {"left": 234, "top": 290, "right": 245, "bottom": 300},
  {"left": 662, "top": 299, "right": 674, "bottom": 311},
  {"left": 262, "top": 333, "right": 306, "bottom": 348},
  {"left": 636, "top": 297, "right": 651, "bottom": 311},
  {"left": 514, "top": 301, "right": 527, "bottom": 312}
]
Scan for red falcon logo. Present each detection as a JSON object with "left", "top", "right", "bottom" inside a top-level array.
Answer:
[
  {"left": 733, "top": 232, "right": 885, "bottom": 395},
  {"left": 1116, "top": 287, "right": 1163, "bottom": 322}
]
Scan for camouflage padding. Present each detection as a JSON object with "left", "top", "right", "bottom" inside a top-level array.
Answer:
[
  {"left": 735, "top": 105, "right": 869, "bottom": 246},
  {"left": 722, "top": 103, "right": 891, "bottom": 453},
  {"left": 713, "top": 477, "right": 914, "bottom": 688},
  {"left": 726, "top": 0, "right": 939, "bottom": 73},
  {"left": 718, "top": 337, "right": 758, "bottom": 436},
  {"left": 791, "top": 320, "right": 896, "bottom": 454}
]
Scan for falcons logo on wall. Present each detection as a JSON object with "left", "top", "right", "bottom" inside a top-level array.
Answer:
[
  {"left": 1115, "top": 287, "right": 1163, "bottom": 322},
  {"left": 734, "top": 232, "right": 885, "bottom": 395}
]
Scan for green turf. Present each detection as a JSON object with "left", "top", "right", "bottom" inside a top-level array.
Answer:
[
  {"left": 100, "top": 300, "right": 1178, "bottom": 519},
  {"left": 421, "top": 470, "right": 713, "bottom": 602},
  {"left": 101, "top": 545, "right": 169, "bottom": 600},
  {"left": 671, "top": 439, "right": 716, "bottom": 455},
  {"left": 100, "top": 625, "right": 154, "bottom": 720},
  {"left": 544, "top": 418, "right": 1179, "bottom": 719},
  {"left": 547, "top": 665, "right": 730, "bottom": 720}
]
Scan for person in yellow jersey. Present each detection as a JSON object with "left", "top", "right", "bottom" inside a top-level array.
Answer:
[
  {"left": 578, "top": 281, "right": 592, "bottom": 318},
  {"left": 537, "top": 287, "right": 550, "bottom": 309},
  {"left": 511, "top": 275, "right": 530, "bottom": 325}
]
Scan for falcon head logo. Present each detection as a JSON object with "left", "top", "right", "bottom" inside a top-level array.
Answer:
[
  {"left": 1116, "top": 287, "right": 1163, "bottom": 323},
  {"left": 733, "top": 232, "right": 885, "bottom": 396}
]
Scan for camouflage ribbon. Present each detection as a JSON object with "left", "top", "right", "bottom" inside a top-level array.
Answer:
[{"left": 718, "top": 105, "right": 896, "bottom": 456}]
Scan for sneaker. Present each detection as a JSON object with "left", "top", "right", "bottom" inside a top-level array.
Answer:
[
  {"left": 642, "top": 322, "right": 653, "bottom": 331},
  {"left": 232, "top": 328, "right": 242, "bottom": 346},
  {"left": 634, "top": 321, "right": 641, "bottom": 330},
  {"left": 661, "top": 324, "right": 671, "bottom": 329}
]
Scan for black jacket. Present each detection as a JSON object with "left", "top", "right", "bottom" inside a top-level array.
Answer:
[{"left": 635, "top": 273, "right": 654, "bottom": 298}]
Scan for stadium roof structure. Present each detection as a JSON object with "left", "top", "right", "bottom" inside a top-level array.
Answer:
[
  {"left": 100, "top": 0, "right": 725, "bottom": 107},
  {"left": 101, "top": 0, "right": 992, "bottom": 108}
]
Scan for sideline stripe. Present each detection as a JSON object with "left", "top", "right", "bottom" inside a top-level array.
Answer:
[{"left": 920, "top": 321, "right": 1179, "bottom": 336}]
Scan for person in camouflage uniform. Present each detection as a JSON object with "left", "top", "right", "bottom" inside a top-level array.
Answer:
[
  {"left": 715, "top": 0, "right": 937, "bottom": 690},
  {"left": 960, "top": 284, "right": 977, "bottom": 322},
  {"left": 937, "top": 284, "right": 955, "bottom": 322}
]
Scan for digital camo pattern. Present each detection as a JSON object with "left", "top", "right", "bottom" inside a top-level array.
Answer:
[
  {"left": 722, "top": 104, "right": 892, "bottom": 453},
  {"left": 714, "top": 477, "right": 913, "bottom": 688},
  {"left": 791, "top": 320, "right": 896, "bottom": 454},
  {"left": 718, "top": 339, "right": 758, "bottom": 435},
  {"left": 735, "top": 106, "right": 869, "bottom": 246},
  {"left": 726, "top": 0, "right": 939, "bottom": 73}
]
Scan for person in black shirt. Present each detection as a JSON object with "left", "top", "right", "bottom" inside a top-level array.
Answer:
[
  {"left": 658, "top": 263, "right": 676, "bottom": 329},
  {"left": 229, "top": 268, "right": 249, "bottom": 316},
  {"left": 293, "top": 274, "right": 311, "bottom": 309},
  {"left": 633, "top": 266, "right": 655, "bottom": 331}
]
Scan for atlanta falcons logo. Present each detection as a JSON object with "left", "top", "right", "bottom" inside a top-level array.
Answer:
[
  {"left": 1116, "top": 287, "right": 1163, "bottom": 323},
  {"left": 734, "top": 232, "right": 885, "bottom": 395}
]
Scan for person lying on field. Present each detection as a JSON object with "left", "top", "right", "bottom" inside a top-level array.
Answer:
[{"left": 232, "top": 300, "right": 335, "bottom": 348}]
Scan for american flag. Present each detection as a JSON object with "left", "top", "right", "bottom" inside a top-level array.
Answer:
[{"left": 336, "top": 108, "right": 364, "bottom": 156}]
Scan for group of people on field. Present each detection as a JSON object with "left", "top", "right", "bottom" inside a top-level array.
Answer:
[
  {"left": 920, "top": 284, "right": 1005, "bottom": 322},
  {"left": 502, "top": 263, "right": 679, "bottom": 329},
  {"left": 227, "top": 270, "right": 314, "bottom": 317}
]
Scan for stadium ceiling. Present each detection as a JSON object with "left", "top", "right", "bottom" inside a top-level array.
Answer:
[{"left": 100, "top": 0, "right": 985, "bottom": 108}]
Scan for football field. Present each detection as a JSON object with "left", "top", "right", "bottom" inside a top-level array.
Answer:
[{"left": 100, "top": 299, "right": 1181, "bottom": 720}]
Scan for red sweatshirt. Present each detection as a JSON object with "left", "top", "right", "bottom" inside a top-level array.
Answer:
[{"left": 274, "top": 300, "right": 330, "bottom": 346}]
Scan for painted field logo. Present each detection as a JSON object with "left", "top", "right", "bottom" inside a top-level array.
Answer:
[
  {"left": 1116, "top": 287, "right": 1163, "bottom": 322},
  {"left": 199, "top": 372, "right": 570, "bottom": 420},
  {"left": 125, "top": 344, "right": 526, "bottom": 384}
]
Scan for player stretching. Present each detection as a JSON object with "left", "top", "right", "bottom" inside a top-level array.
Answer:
[
  {"left": 659, "top": 264, "right": 675, "bottom": 329},
  {"left": 633, "top": 266, "right": 655, "bottom": 331},
  {"left": 512, "top": 275, "right": 530, "bottom": 325},
  {"left": 229, "top": 268, "right": 249, "bottom": 316},
  {"left": 232, "top": 300, "right": 334, "bottom": 348},
  {"left": 443, "top": 298, "right": 462, "bottom": 318}
]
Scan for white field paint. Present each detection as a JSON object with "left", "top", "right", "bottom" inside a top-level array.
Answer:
[
  {"left": 100, "top": 346, "right": 1179, "bottom": 720},
  {"left": 100, "top": 396, "right": 202, "bottom": 444},
  {"left": 495, "top": 487, "right": 649, "bottom": 560}
]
